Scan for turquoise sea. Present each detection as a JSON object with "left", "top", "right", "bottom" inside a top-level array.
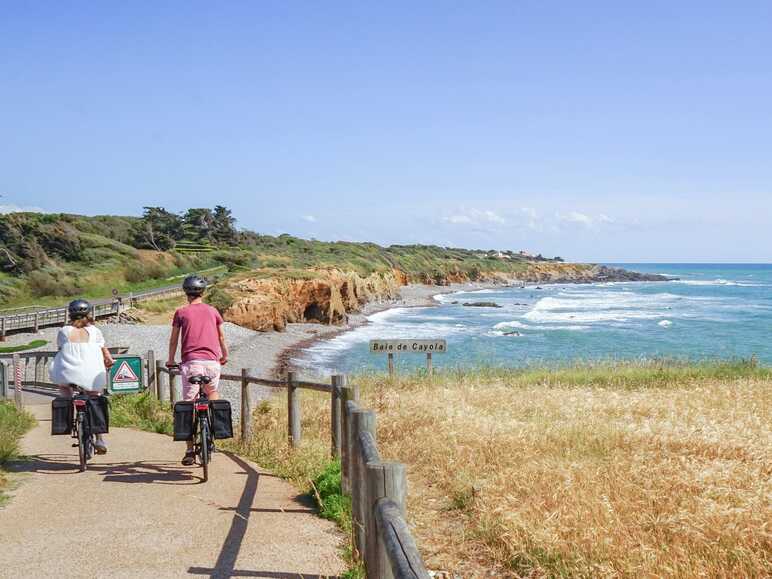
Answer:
[{"left": 296, "top": 264, "right": 772, "bottom": 373}]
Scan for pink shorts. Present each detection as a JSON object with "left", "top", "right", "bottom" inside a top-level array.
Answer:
[{"left": 181, "top": 360, "right": 221, "bottom": 401}]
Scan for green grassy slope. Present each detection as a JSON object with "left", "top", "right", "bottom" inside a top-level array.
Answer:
[{"left": 0, "top": 212, "right": 552, "bottom": 308}]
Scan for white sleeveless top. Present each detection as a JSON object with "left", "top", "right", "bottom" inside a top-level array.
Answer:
[{"left": 50, "top": 325, "right": 107, "bottom": 391}]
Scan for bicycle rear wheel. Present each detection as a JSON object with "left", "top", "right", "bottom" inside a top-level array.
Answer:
[
  {"left": 77, "top": 414, "right": 87, "bottom": 472},
  {"left": 199, "top": 417, "right": 210, "bottom": 482}
]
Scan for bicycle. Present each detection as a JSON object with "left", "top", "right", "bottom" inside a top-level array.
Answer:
[
  {"left": 68, "top": 385, "right": 100, "bottom": 472},
  {"left": 189, "top": 374, "right": 216, "bottom": 482}
]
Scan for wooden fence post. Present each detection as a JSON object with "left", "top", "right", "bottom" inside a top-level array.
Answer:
[
  {"left": 169, "top": 369, "right": 178, "bottom": 409},
  {"left": 331, "top": 375, "right": 345, "bottom": 458},
  {"left": 387, "top": 352, "right": 395, "bottom": 377},
  {"left": 34, "top": 355, "right": 44, "bottom": 384},
  {"left": 351, "top": 409, "right": 376, "bottom": 563},
  {"left": 287, "top": 371, "right": 301, "bottom": 447},
  {"left": 33, "top": 312, "right": 39, "bottom": 333},
  {"left": 146, "top": 350, "right": 157, "bottom": 397},
  {"left": 374, "top": 498, "right": 430, "bottom": 579},
  {"left": 0, "top": 360, "right": 7, "bottom": 399},
  {"left": 155, "top": 360, "right": 167, "bottom": 401},
  {"left": 426, "top": 352, "right": 433, "bottom": 376},
  {"left": 366, "top": 461, "right": 408, "bottom": 579},
  {"left": 341, "top": 388, "right": 358, "bottom": 494},
  {"left": 241, "top": 368, "right": 253, "bottom": 441},
  {"left": 12, "top": 353, "right": 23, "bottom": 409},
  {"left": 0, "top": 317, "right": 5, "bottom": 342}
]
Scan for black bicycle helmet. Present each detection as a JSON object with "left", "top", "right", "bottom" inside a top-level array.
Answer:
[
  {"left": 182, "top": 275, "right": 207, "bottom": 296},
  {"left": 68, "top": 299, "right": 91, "bottom": 320}
]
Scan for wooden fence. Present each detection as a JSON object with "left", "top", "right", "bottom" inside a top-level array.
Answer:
[
  {"left": 0, "top": 285, "right": 185, "bottom": 339},
  {"left": 1, "top": 350, "right": 430, "bottom": 579}
]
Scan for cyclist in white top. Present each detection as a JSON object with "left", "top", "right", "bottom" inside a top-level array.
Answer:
[{"left": 50, "top": 300, "right": 115, "bottom": 453}]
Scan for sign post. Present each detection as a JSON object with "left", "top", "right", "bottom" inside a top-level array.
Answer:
[
  {"left": 369, "top": 339, "right": 447, "bottom": 377},
  {"left": 109, "top": 355, "right": 144, "bottom": 394},
  {"left": 13, "top": 353, "right": 23, "bottom": 409}
]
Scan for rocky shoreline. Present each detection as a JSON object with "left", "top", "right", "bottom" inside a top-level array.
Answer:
[
  {"left": 220, "top": 263, "right": 669, "bottom": 334},
  {"left": 275, "top": 267, "right": 670, "bottom": 374}
]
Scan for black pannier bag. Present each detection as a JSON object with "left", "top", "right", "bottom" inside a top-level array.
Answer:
[
  {"left": 211, "top": 399, "right": 234, "bottom": 439},
  {"left": 87, "top": 396, "right": 109, "bottom": 434},
  {"left": 51, "top": 397, "right": 73, "bottom": 435},
  {"left": 173, "top": 401, "right": 195, "bottom": 441}
]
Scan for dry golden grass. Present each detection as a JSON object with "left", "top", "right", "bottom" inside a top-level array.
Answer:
[
  {"left": 247, "top": 363, "right": 772, "bottom": 578},
  {"left": 132, "top": 296, "right": 187, "bottom": 324}
]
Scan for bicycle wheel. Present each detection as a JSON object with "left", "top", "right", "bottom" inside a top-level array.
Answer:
[
  {"left": 199, "top": 416, "right": 210, "bottom": 482},
  {"left": 77, "top": 413, "right": 87, "bottom": 472}
]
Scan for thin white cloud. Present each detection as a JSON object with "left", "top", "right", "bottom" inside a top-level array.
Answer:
[
  {"left": 521, "top": 207, "right": 541, "bottom": 231},
  {"left": 555, "top": 211, "right": 616, "bottom": 229},
  {"left": 559, "top": 211, "right": 593, "bottom": 226},
  {"left": 301, "top": 214, "right": 317, "bottom": 223},
  {"left": 0, "top": 204, "right": 43, "bottom": 214},
  {"left": 442, "top": 208, "right": 505, "bottom": 226},
  {"left": 445, "top": 214, "right": 473, "bottom": 224},
  {"left": 482, "top": 210, "right": 505, "bottom": 224}
]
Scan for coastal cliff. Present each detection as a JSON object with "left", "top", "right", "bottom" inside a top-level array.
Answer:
[
  {"left": 222, "top": 263, "right": 666, "bottom": 332},
  {"left": 224, "top": 270, "right": 406, "bottom": 331}
]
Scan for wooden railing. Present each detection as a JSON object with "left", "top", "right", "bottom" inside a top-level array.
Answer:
[
  {"left": 0, "top": 347, "right": 130, "bottom": 402},
  {"left": 342, "top": 394, "right": 430, "bottom": 579},
  {"left": 2, "top": 350, "right": 430, "bottom": 579},
  {"left": 0, "top": 285, "right": 186, "bottom": 339}
]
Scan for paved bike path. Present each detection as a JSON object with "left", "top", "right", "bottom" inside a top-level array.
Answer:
[{"left": 0, "top": 404, "right": 345, "bottom": 578}]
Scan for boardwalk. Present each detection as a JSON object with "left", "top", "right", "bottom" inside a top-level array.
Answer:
[{"left": 0, "top": 403, "right": 345, "bottom": 579}]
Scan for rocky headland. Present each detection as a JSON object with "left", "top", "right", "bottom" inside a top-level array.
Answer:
[{"left": 221, "top": 263, "right": 669, "bottom": 332}]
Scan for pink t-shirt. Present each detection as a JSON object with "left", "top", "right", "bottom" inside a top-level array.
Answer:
[{"left": 172, "top": 303, "right": 224, "bottom": 362}]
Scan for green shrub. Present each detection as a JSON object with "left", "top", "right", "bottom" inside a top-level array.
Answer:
[
  {"left": 205, "top": 287, "right": 234, "bottom": 313},
  {"left": 27, "top": 270, "right": 82, "bottom": 297},
  {"left": 124, "top": 261, "right": 171, "bottom": 283},
  {"left": 0, "top": 402, "right": 35, "bottom": 464},
  {"left": 311, "top": 460, "right": 352, "bottom": 528},
  {"left": 110, "top": 391, "right": 173, "bottom": 435}
]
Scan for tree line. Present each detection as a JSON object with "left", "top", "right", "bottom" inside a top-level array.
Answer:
[{"left": 133, "top": 205, "right": 239, "bottom": 251}]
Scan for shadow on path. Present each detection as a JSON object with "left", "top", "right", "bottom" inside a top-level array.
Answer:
[
  {"left": 9, "top": 454, "right": 199, "bottom": 485},
  {"left": 190, "top": 452, "right": 338, "bottom": 579},
  {"left": 191, "top": 451, "right": 260, "bottom": 578},
  {"left": 188, "top": 569, "right": 340, "bottom": 578}
]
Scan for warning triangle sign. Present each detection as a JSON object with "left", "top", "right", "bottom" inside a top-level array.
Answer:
[{"left": 113, "top": 360, "right": 139, "bottom": 382}]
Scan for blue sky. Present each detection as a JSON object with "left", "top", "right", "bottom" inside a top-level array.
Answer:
[{"left": 2, "top": 2, "right": 770, "bottom": 262}]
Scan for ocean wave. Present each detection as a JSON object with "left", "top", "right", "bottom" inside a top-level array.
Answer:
[
  {"left": 530, "top": 292, "right": 684, "bottom": 312},
  {"left": 672, "top": 279, "right": 763, "bottom": 287},
  {"left": 493, "top": 320, "right": 590, "bottom": 332},
  {"left": 367, "top": 307, "right": 414, "bottom": 322},
  {"left": 524, "top": 309, "right": 665, "bottom": 323},
  {"left": 523, "top": 293, "right": 673, "bottom": 323}
]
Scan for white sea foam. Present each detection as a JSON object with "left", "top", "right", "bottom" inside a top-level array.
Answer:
[
  {"left": 366, "top": 307, "right": 413, "bottom": 322},
  {"left": 493, "top": 320, "right": 590, "bottom": 332},
  {"left": 658, "top": 320, "right": 673, "bottom": 327},
  {"left": 521, "top": 290, "right": 686, "bottom": 324},
  {"left": 672, "top": 279, "right": 763, "bottom": 287}
]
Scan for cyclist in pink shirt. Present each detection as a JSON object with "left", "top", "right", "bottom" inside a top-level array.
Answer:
[{"left": 166, "top": 275, "right": 229, "bottom": 465}]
